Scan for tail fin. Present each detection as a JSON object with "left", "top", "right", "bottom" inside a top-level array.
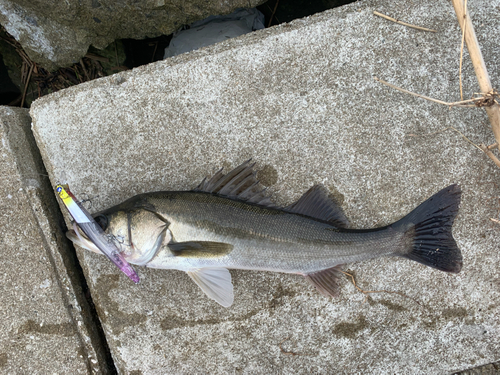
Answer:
[{"left": 393, "top": 185, "right": 462, "bottom": 273}]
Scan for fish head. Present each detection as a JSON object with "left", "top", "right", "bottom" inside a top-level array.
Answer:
[{"left": 66, "top": 201, "right": 171, "bottom": 266}]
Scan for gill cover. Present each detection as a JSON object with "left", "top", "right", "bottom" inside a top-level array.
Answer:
[{"left": 98, "top": 206, "right": 171, "bottom": 266}]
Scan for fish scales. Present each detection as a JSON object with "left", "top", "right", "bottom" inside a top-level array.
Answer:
[
  {"left": 144, "top": 191, "right": 403, "bottom": 273},
  {"left": 66, "top": 160, "right": 462, "bottom": 307}
]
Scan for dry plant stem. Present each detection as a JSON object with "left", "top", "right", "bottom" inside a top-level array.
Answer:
[
  {"left": 268, "top": 0, "right": 280, "bottom": 28},
  {"left": 409, "top": 126, "right": 484, "bottom": 152},
  {"left": 85, "top": 53, "right": 109, "bottom": 63},
  {"left": 458, "top": 0, "right": 467, "bottom": 100},
  {"left": 20, "top": 63, "right": 34, "bottom": 108},
  {"left": 341, "top": 271, "right": 421, "bottom": 306},
  {"left": 452, "top": 0, "right": 500, "bottom": 152},
  {"left": 488, "top": 142, "right": 499, "bottom": 150},
  {"left": 114, "top": 41, "right": 119, "bottom": 67},
  {"left": 374, "top": 77, "right": 475, "bottom": 107},
  {"left": 80, "top": 59, "right": 90, "bottom": 81},
  {"left": 373, "top": 11, "right": 437, "bottom": 32},
  {"left": 479, "top": 143, "right": 500, "bottom": 168},
  {"left": 151, "top": 42, "right": 158, "bottom": 62},
  {"left": 490, "top": 218, "right": 500, "bottom": 225},
  {"left": 279, "top": 338, "right": 300, "bottom": 356}
]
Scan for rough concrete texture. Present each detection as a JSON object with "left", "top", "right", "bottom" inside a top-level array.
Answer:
[
  {"left": 457, "top": 361, "right": 500, "bottom": 375},
  {"left": 0, "top": 106, "right": 107, "bottom": 373},
  {"left": 0, "top": 0, "right": 266, "bottom": 70},
  {"left": 30, "top": 0, "right": 500, "bottom": 373}
]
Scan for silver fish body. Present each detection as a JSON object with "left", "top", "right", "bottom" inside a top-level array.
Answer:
[
  {"left": 68, "top": 161, "right": 462, "bottom": 307},
  {"left": 117, "top": 191, "right": 404, "bottom": 272}
]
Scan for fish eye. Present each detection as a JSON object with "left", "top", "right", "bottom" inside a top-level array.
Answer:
[{"left": 94, "top": 214, "right": 108, "bottom": 231}]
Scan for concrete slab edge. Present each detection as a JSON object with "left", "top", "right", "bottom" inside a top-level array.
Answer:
[
  {"left": 455, "top": 360, "right": 500, "bottom": 375},
  {"left": 1, "top": 106, "right": 113, "bottom": 374}
]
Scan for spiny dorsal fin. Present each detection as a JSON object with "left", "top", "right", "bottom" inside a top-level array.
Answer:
[
  {"left": 305, "top": 265, "right": 343, "bottom": 298},
  {"left": 193, "top": 159, "right": 274, "bottom": 207},
  {"left": 285, "top": 185, "right": 349, "bottom": 228}
]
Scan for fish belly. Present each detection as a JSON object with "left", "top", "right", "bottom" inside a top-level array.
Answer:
[{"left": 146, "top": 218, "right": 402, "bottom": 274}]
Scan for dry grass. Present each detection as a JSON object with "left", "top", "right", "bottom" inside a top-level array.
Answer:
[{"left": 0, "top": 26, "right": 110, "bottom": 107}]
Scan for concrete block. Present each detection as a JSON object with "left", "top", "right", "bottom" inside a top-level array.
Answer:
[
  {"left": 0, "top": 0, "right": 266, "bottom": 70},
  {"left": 30, "top": 0, "right": 500, "bottom": 373},
  {"left": 0, "top": 106, "right": 107, "bottom": 373}
]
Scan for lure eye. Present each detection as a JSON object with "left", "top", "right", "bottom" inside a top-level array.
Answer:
[{"left": 94, "top": 214, "right": 109, "bottom": 231}]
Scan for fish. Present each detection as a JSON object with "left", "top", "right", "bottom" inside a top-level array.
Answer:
[{"left": 67, "top": 160, "right": 462, "bottom": 307}]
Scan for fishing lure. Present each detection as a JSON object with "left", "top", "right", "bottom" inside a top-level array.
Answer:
[{"left": 55, "top": 184, "right": 140, "bottom": 283}]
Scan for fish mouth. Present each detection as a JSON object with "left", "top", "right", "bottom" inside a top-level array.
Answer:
[
  {"left": 66, "top": 223, "right": 102, "bottom": 254},
  {"left": 66, "top": 222, "right": 161, "bottom": 266}
]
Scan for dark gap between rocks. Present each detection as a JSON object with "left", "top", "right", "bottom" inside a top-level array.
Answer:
[
  {"left": 22, "top": 125, "right": 119, "bottom": 374},
  {"left": 259, "top": 0, "right": 357, "bottom": 27},
  {"left": 67, "top": 239, "right": 118, "bottom": 375},
  {"left": 122, "top": 0, "right": 357, "bottom": 68},
  {"left": 0, "top": 0, "right": 357, "bottom": 107}
]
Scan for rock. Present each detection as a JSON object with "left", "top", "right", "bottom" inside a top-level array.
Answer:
[
  {"left": 0, "top": 0, "right": 266, "bottom": 70},
  {"left": 30, "top": 0, "right": 500, "bottom": 373},
  {"left": 456, "top": 361, "right": 500, "bottom": 375},
  {"left": 0, "top": 106, "right": 109, "bottom": 373}
]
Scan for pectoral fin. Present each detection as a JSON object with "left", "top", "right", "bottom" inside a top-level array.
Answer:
[
  {"left": 187, "top": 268, "right": 234, "bottom": 307},
  {"left": 305, "top": 265, "right": 343, "bottom": 298},
  {"left": 168, "top": 241, "right": 233, "bottom": 258}
]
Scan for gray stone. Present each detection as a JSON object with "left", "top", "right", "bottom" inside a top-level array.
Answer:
[
  {"left": 0, "top": 106, "right": 108, "bottom": 373},
  {"left": 456, "top": 361, "right": 500, "bottom": 375},
  {"left": 0, "top": 0, "right": 266, "bottom": 70},
  {"left": 30, "top": 0, "right": 500, "bottom": 373}
]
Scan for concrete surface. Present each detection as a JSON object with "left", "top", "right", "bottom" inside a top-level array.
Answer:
[
  {"left": 0, "top": 106, "right": 108, "bottom": 373},
  {"left": 457, "top": 361, "right": 500, "bottom": 375},
  {"left": 0, "top": 0, "right": 265, "bottom": 70},
  {"left": 30, "top": 0, "right": 500, "bottom": 373}
]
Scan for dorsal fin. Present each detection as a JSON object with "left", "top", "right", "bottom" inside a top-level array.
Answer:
[
  {"left": 193, "top": 160, "right": 274, "bottom": 207},
  {"left": 285, "top": 185, "right": 349, "bottom": 228}
]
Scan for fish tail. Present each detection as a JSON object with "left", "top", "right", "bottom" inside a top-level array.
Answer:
[{"left": 393, "top": 184, "right": 462, "bottom": 273}]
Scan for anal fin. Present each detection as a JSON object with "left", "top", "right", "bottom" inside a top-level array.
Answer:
[
  {"left": 305, "top": 265, "right": 343, "bottom": 298},
  {"left": 187, "top": 268, "right": 234, "bottom": 307}
]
